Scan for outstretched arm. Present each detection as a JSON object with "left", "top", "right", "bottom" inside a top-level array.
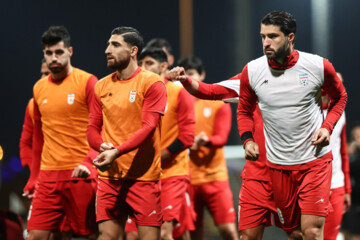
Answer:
[{"left": 168, "top": 67, "right": 239, "bottom": 101}]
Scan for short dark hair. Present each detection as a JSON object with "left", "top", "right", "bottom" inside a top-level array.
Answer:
[
  {"left": 111, "top": 26, "right": 144, "bottom": 58},
  {"left": 139, "top": 47, "right": 168, "bottom": 63},
  {"left": 177, "top": 56, "right": 204, "bottom": 74},
  {"left": 261, "top": 11, "right": 297, "bottom": 36},
  {"left": 146, "top": 38, "right": 173, "bottom": 55},
  {"left": 42, "top": 26, "right": 71, "bottom": 48}
]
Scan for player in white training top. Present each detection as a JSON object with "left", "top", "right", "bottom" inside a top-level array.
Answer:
[{"left": 237, "top": 11, "right": 348, "bottom": 240}]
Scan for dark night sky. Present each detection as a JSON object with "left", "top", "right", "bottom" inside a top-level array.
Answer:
[{"left": 1, "top": 0, "right": 359, "bottom": 164}]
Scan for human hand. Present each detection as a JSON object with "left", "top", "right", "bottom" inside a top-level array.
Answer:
[
  {"left": 161, "top": 149, "right": 172, "bottom": 162},
  {"left": 100, "top": 142, "right": 114, "bottom": 153},
  {"left": 93, "top": 148, "right": 119, "bottom": 172},
  {"left": 311, "top": 128, "right": 330, "bottom": 146},
  {"left": 244, "top": 140, "right": 259, "bottom": 161},
  {"left": 167, "top": 67, "right": 188, "bottom": 82},
  {"left": 343, "top": 193, "right": 351, "bottom": 213},
  {"left": 71, "top": 164, "right": 91, "bottom": 178},
  {"left": 23, "top": 180, "right": 36, "bottom": 199}
]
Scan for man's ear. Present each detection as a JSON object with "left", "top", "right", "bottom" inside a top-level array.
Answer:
[
  {"left": 160, "top": 62, "right": 169, "bottom": 74},
  {"left": 200, "top": 71, "right": 206, "bottom": 82},
  {"left": 288, "top": 33, "right": 295, "bottom": 44},
  {"left": 131, "top": 46, "right": 138, "bottom": 57},
  {"left": 68, "top": 46, "right": 73, "bottom": 57}
]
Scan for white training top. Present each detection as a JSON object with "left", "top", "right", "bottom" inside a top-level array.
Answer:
[
  {"left": 247, "top": 51, "right": 331, "bottom": 165},
  {"left": 324, "top": 110, "right": 346, "bottom": 189}
]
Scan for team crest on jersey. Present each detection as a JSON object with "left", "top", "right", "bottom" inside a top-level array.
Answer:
[
  {"left": 67, "top": 93, "right": 75, "bottom": 105},
  {"left": 298, "top": 73, "right": 309, "bottom": 86},
  {"left": 129, "top": 90, "right": 136, "bottom": 102},
  {"left": 203, "top": 107, "right": 212, "bottom": 118}
]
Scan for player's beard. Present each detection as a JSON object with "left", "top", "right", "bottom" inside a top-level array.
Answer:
[
  {"left": 48, "top": 61, "right": 67, "bottom": 74},
  {"left": 107, "top": 56, "right": 131, "bottom": 71},
  {"left": 265, "top": 38, "right": 290, "bottom": 61}
]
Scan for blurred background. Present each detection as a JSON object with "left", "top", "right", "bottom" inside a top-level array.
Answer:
[{"left": 0, "top": 0, "right": 359, "bottom": 239}]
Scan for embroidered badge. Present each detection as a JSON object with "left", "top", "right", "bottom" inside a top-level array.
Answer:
[
  {"left": 67, "top": 93, "right": 75, "bottom": 105},
  {"left": 299, "top": 73, "right": 309, "bottom": 86},
  {"left": 203, "top": 107, "right": 212, "bottom": 118},
  {"left": 129, "top": 90, "right": 136, "bottom": 102}
]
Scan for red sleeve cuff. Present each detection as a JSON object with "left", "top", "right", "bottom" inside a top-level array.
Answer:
[{"left": 243, "top": 138, "right": 254, "bottom": 147}]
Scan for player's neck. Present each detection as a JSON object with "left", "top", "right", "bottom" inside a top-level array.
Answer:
[
  {"left": 51, "top": 64, "right": 73, "bottom": 82},
  {"left": 116, "top": 61, "right": 138, "bottom": 80},
  {"left": 275, "top": 47, "right": 294, "bottom": 65}
]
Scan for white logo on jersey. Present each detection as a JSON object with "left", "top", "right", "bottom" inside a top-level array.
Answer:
[
  {"left": 67, "top": 93, "right": 75, "bottom": 105},
  {"left": 203, "top": 107, "right": 212, "bottom": 118},
  {"left": 164, "top": 102, "right": 168, "bottom": 113},
  {"left": 129, "top": 90, "right": 136, "bottom": 102},
  {"left": 163, "top": 205, "right": 173, "bottom": 210},
  {"left": 148, "top": 210, "right": 157, "bottom": 216},
  {"left": 228, "top": 207, "right": 235, "bottom": 213},
  {"left": 277, "top": 208, "right": 285, "bottom": 224},
  {"left": 41, "top": 99, "right": 48, "bottom": 105},
  {"left": 315, "top": 198, "right": 324, "bottom": 204}
]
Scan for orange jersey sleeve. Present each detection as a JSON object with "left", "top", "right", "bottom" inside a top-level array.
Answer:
[
  {"left": 190, "top": 99, "right": 231, "bottom": 185},
  {"left": 33, "top": 68, "right": 97, "bottom": 171},
  {"left": 94, "top": 68, "right": 166, "bottom": 181},
  {"left": 161, "top": 81, "right": 195, "bottom": 179}
]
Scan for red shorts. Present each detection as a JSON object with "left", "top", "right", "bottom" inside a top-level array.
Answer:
[
  {"left": 238, "top": 179, "right": 277, "bottom": 231},
  {"left": 96, "top": 178, "right": 162, "bottom": 226},
  {"left": 173, "top": 184, "right": 196, "bottom": 238},
  {"left": 125, "top": 217, "right": 137, "bottom": 232},
  {"left": 324, "top": 186, "right": 345, "bottom": 240},
  {"left": 192, "top": 180, "right": 236, "bottom": 227},
  {"left": 27, "top": 179, "right": 97, "bottom": 235},
  {"left": 161, "top": 176, "right": 188, "bottom": 222},
  {"left": 269, "top": 161, "right": 332, "bottom": 232}
]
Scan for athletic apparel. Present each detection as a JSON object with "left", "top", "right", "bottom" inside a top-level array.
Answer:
[
  {"left": 19, "top": 98, "right": 34, "bottom": 167},
  {"left": 27, "top": 179, "right": 97, "bottom": 235},
  {"left": 172, "top": 189, "right": 196, "bottom": 238},
  {"left": 190, "top": 99, "right": 232, "bottom": 185},
  {"left": 161, "top": 79, "right": 194, "bottom": 179},
  {"left": 238, "top": 179, "right": 277, "bottom": 230},
  {"left": 324, "top": 187, "right": 345, "bottom": 240},
  {"left": 323, "top": 111, "right": 351, "bottom": 192},
  {"left": 181, "top": 75, "right": 274, "bottom": 230},
  {"left": 183, "top": 75, "right": 270, "bottom": 181},
  {"left": 161, "top": 176, "right": 189, "bottom": 222},
  {"left": 87, "top": 67, "right": 167, "bottom": 181},
  {"left": 96, "top": 178, "right": 162, "bottom": 226},
  {"left": 238, "top": 50, "right": 347, "bottom": 168},
  {"left": 192, "top": 181, "right": 236, "bottom": 226},
  {"left": 24, "top": 67, "right": 98, "bottom": 234},
  {"left": 322, "top": 110, "right": 350, "bottom": 240},
  {"left": 124, "top": 179, "right": 195, "bottom": 236},
  {"left": 33, "top": 68, "right": 97, "bottom": 171},
  {"left": 269, "top": 161, "right": 332, "bottom": 232}
]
